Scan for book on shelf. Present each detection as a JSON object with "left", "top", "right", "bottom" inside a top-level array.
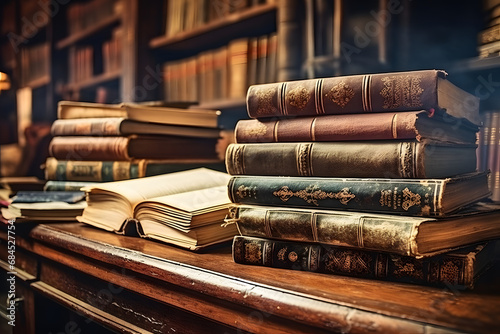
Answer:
[
  {"left": 48, "top": 135, "right": 219, "bottom": 161},
  {"left": 245, "top": 69, "right": 480, "bottom": 125},
  {"left": 232, "top": 235, "right": 500, "bottom": 289},
  {"left": 227, "top": 172, "right": 491, "bottom": 217},
  {"left": 225, "top": 141, "right": 478, "bottom": 178},
  {"left": 234, "top": 110, "right": 479, "bottom": 143},
  {"left": 44, "top": 157, "right": 226, "bottom": 182},
  {"left": 57, "top": 101, "right": 221, "bottom": 128},
  {"left": 50, "top": 117, "right": 222, "bottom": 138},
  {"left": 77, "top": 168, "right": 238, "bottom": 250},
  {"left": 1, "top": 191, "right": 87, "bottom": 222},
  {"left": 225, "top": 201, "right": 500, "bottom": 258}
]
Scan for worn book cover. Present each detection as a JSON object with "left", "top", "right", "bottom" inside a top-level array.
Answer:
[
  {"left": 225, "top": 202, "right": 500, "bottom": 258},
  {"left": 246, "top": 69, "right": 480, "bottom": 125},
  {"left": 232, "top": 236, "right": 500, "bottom": 289},
  {"left": 225, "top": 141, "right": 477, "bottom": 178},
  {"left": 227, "top": 172, "right": 490, "bottom": 216}
]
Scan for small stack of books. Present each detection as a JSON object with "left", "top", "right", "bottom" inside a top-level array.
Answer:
[
  {"left": 44, "top": 101, "right": 227, "bottom": 190},
  {"left": 224, "top": 69, "right": 500, "bottom": 289}
]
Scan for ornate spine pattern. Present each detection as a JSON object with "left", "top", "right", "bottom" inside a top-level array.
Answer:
[
  {"left": 233, "top": 236, "right": 483, "bottom": 289},
  {"left": 229, "top": 205, "right": 422, "bottom": 256},
  {"left": 227, "top": 173, "right": 447, "bottom": 216},
  {"left": 247, "top": 70, "right": 440, "bottom": 118},
  {"left": 45, "top": 158, "right": 140, "bottom": 181}
]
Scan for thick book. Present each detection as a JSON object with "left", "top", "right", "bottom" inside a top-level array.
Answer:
[
  {"left": 234, "top": 110, "right": 478, "bottom": 144},
  {"left": 44, "top": 157, "right": 225, "bottom": 182},
  {"left": 225, "top": 141, "right": 477, "bottom": 178},
  {"left": 50, "top": 117, "right": 221, "bottom": 138},
  {"left": 57, "top": 101, "right": 221, "bottom": 128},
  {"left": 227, "top": 172, "right": 490, "bottom": 216},
  {"left": 77, "top": 168, "right": 238, "bottom": 250},
  {"left": 232, "top": 236, "right": 500, "bottom": 289},
  {"left": 48, "top": 135, "right": 219, "bottom": 161},
  {"left": 225, "top": 202, "right": 500, "bottom": 258},
  {"left": 246, "top": 69, "right": 480, "bottom": 125}
]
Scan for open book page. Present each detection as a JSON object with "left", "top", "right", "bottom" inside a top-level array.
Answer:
[
  {"left": 78, "top": 168, "right": 230, "bottom": 232},
  {"left": 135, "top": 185, "right": 229, "bottom": 214},
  {"left": 134, "top": 185, "right": 231, "bottom": 231}
]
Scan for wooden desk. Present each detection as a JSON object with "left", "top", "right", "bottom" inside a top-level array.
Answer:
[{"left": 1, "top": 222, "right": 499, "bottom": 333}]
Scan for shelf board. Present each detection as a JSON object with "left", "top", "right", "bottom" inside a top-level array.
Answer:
[
  {"left": 56, "top": 13, "right": 121, "bottom": 49},
  {"left": 64, "top": 70, "right": 121, "bottom": 91},
  {"left": 149, "top": 3, "right": 277, "bottom": 51},
  {"left": 21, "top": 75, "right": 51, "bottom": 89},
  {"left": 451, "top": 56, "right": 500, "bottom": 73}
]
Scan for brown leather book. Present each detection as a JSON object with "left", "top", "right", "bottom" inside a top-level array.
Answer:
[
  {"left": 234, "top": 110, "right": 478, "bottom": 144},
  {"left": 246, "top": 69, "right": 480, "bottom": 125},
  {"left": 50, "top": 117, "right": 221, "bottom": 138},
  {"left": 49, "top": 136, "right": 219, "bottom": 161},
  {"left": 225, "top": 141, "right": 477, "bottom": 178}
]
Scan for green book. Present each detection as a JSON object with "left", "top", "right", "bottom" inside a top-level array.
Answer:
[{"left": 227, "top": 172, "right": 490, "bottom": 217}]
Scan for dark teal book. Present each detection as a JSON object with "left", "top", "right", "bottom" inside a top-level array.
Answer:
[{"left": 227, "top": 172, "right": 490, "bottom": 217}]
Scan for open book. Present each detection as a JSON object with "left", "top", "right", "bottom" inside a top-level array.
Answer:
[{"left": 77, "top": 168, "right": 237, "bottom": 250}]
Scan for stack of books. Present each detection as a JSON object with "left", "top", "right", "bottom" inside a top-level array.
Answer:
[
  {"left": 224, "top": 69, "right": 500, "bottom": 289},
  {"left": 44, "top": 101, "right": 226, "bottom": 190}
]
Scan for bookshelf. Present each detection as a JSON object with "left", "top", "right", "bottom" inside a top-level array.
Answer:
[
  {"left": 149, "top": 1, "right": 279, "bottom": 128},
  {"left": 52, "top": 0, "right": 164, "bottom": 104}
]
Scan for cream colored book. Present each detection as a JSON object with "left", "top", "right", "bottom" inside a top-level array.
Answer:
[
  {"left": 77, "top": 168, "right": 237, "bottom": 250},
  {"left": 57, "top": 101, "right": 221, "bottom": 128}
]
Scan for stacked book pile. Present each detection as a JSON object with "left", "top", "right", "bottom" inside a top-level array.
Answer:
[
  {"left": 44, "top": 100, "right": 226, "bottom": 191},
  {"left": 224, "top": 69, "right": 500, "bottom": 289}
]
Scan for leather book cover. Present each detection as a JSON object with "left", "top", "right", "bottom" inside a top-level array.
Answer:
[
  {"left": 225, "top": 141, "right": 478, "bottom": 178},
  {"left": 234, "top": 110, "right": 478, "bottom": 144},
  {"left": 232, "top": 236, "right": 499, "bottom": 289},
  {"left": 246, "top": 69, "right": 480, "bottom": 125}
]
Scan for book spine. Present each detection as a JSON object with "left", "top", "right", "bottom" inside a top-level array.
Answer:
[
  {"left": 488, "top": 112, "right": 500, "bottom": 201},
  {"left": 51, "top": 118, "right": 123, "bottom": 136},
  {"left": 49, "top": 136, "right": 131, "bottom": 161},
  {"left": 232, "top": 236, "right": 476, "bottom": 289},
  {"left": 228, "top": 205, "right": 421, "bottom": 255},
  {"left": 234, "top": 112, "right": 420, "bottom": 143},
  {"left": 277, "top": 0, "right": 304, "bottom": 81},
  {"left": 247, "top": 69, "right": 441, "bottom": 118},
  {"left": 225, "top": 142, "right": 427, "bottom": 178},
  {"left": 228, "top": 174, "right": 445, "bottom": 216},
  {"left": 44, "top": 158, "right": 140, "bottom": 181}
]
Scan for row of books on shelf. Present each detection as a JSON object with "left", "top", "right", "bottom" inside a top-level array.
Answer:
[
  {"left": 163, "top": 33, "right": 277, "bottom": 103},
  {"left": 20, "top": 42, "right": 50, "bottom": 87},
  {"left": 67, "top": 27, "right": 123, "bottom": 85},
  {"left": 2, "top": 68, "right": 500, "bottom": 290},
  {"left": 477, "top": 1, "right": 500, "bottom": 58},
  {"left": 165, "top": 0, "right": 274, "bottom": 38},
  {"left": 66, "top": 0, "right": 122, "bottom": 36}
]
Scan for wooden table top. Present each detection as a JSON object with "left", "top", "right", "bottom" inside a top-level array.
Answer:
[{"left": 3, "top": 222, "right": 500, "bottom": 334}]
